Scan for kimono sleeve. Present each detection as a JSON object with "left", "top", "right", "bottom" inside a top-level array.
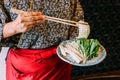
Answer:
[{"left": 0, "top": 1, "right": 9, "bottom": 51}]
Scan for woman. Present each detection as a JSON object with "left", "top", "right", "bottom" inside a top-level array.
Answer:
[{"left": 0, "top": 0, "right": 85, "bottom": 80}]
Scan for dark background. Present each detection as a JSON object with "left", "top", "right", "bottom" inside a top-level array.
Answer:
[{"left": 72, "top": 0, "right": 120, "bottom": 76}]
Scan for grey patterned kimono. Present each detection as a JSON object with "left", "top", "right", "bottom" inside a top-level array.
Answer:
[{"left": 0, "top": 0, "right": 84, "bottom": 50}]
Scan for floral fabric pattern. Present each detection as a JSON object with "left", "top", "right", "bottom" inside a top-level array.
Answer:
[{"left": 0, "top": 0, "right": 84, "bottom": 49}]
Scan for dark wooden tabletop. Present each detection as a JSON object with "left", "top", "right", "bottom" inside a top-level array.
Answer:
[{"left": 71, "top": 70, "right": 120, "bottom": 80}]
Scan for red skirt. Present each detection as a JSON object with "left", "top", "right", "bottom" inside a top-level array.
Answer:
[{"left": 6, "top": 46, "right": 71, "bottom": 80}]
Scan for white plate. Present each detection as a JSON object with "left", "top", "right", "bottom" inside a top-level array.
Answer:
[{"left": 57, "top": 40, "right": 107, "bottom": 66}]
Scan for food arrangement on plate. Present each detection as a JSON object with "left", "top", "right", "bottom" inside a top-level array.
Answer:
[
  {"left": 57, "top": 38, "right": 106, "bottom": 66},
  {"left": 57, "top": 23, "right": 106, "bottom": 66}
]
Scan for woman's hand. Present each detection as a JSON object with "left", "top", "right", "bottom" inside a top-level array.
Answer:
[
  {"left": 3, "top": 11, "right": 45, "bottom": 39},
  {"left": 13, "top": 11, "right": 45, "bottom": 33}
]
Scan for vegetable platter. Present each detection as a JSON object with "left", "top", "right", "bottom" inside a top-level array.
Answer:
[{"left": 57, "top": 38, "right": 106, "bottom": 66}]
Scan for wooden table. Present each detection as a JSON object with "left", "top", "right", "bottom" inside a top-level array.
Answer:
[{"left": 71, "top": 70, "right": 120, "bottom": 80}]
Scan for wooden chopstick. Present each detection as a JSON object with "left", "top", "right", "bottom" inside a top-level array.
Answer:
[
  {"left": 10, "top": 8, "right": 24, "bottom": 14},
  {"left": 10, "top": 8, "right": 88, "bottom": 27},
  {"left": 46, "top": 18, "right": 77, "bottom": 27},
  {"left": 45, "top": 16, "right": 77, "bottom": 24},
  {"left": 45, "top": 16, "right": 88, "bottom": 25}
]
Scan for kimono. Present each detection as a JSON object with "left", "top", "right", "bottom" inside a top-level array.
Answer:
[{"left": 0, "top": 0, "right": 84, "bottom": 80}]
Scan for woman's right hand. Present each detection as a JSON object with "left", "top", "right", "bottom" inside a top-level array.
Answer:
[
  {"left": 13, "top": 11, "right": 45, "bottom": 33},
  {"left": 3, "top": 11, "right": 45, "bottom": 39}
]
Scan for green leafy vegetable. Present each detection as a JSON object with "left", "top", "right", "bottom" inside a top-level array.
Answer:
[{"left": 75, "top": 38, "right": 100, "bottom": 60}]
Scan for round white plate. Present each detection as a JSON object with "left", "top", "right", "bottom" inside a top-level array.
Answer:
[{"left": 57, "top": 40, "right": 107, "bottom": 66}]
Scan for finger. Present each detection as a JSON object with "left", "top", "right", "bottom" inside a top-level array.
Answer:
[
  {"left": 18, "top": 11, "right": 45, "bottom": 22},
  {"left": 19, "top": 19, "right": 45, "bottom": 32},
  {"left": 28, "top": 15, "right": 45, "bottom": 21},
  {"left": 22, "top": 11, "right": 42, "bottom": 17},
  {"left": 20, "top": 15, "right": 45, "bottom": 22},
  {"left": 26, "top": 19, "right": 45, "bottom": 27}
]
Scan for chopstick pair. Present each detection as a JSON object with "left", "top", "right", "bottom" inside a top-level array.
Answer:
[{"left": 10, "top": 8, "right": 88, "bottom": 27}]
